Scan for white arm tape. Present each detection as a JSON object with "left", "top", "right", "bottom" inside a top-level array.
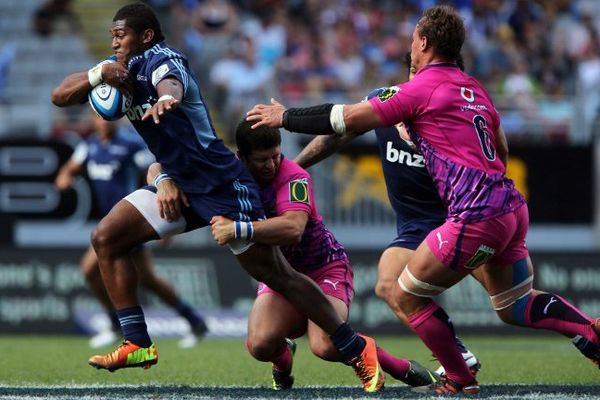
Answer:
[
  {"left": 330, "top": 104, "right": 346, "bottom": 134},
  {"left": 158, "top": 94, "right": 175, "bottom": 102},
  {"left": 88, "top": 64, "right": 103, "bottom": 87}
]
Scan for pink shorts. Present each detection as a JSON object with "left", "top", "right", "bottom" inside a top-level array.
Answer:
[
  {"left": 425, "top": 204, "right": 529, "bottom": 275},
  {"left": 257, "top": 261, "right": 354, "bottom": 308}
]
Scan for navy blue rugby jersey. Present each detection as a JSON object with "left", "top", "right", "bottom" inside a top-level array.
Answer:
[
  {"left": 366, "top": 88, "right": 446, "bottom": 222},
  {"left": 72, "top": 134, "right": 151, "bottom": 215},
  {"left": 120, "top": 42, "right": 245, "bottom": 193}
]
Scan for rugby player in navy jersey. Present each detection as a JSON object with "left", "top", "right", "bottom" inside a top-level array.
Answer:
[
  {"left": 292, "top": 53, "right": 480, "bottom": 377},
  {"left": 55, "top": 113, "right": 207, "bottom": 349},
  {"left": 51, "top": 4, "right": 383, "bottom": 391}
]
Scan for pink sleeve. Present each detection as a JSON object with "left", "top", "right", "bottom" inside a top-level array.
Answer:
[
  {"left": 368, "top": 81, "right": 424, "bottom": 126},
  {"left": 274, "top": 171, "right": 313, "bottom": 216}
]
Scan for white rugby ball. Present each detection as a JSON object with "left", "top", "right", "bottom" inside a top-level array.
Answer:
[{"left": 88, "top": 82, "right": 132, "bottom": 121}]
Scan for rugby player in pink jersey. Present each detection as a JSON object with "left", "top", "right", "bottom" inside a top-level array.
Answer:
[
  {"left": 208, "top": 120, "right": 437, "bottom": 390},
  {"left": 247, "top": 5, "right": 600, "bottom": 395}
]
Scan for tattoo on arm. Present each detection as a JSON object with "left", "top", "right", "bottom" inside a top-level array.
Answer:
[{"left": 157, "top": 77, "right": 184, "bottom": 101}]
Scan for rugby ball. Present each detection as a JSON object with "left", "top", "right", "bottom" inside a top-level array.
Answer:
[{"left": 88, "top": 82, "right": 132, "bottom": 121}]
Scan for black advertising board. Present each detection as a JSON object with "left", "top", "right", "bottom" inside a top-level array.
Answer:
[{"left": 0, "top": 248, "right": 598, "bottom": 336}]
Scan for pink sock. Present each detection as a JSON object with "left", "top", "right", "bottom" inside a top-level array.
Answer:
[
  {"left": 244, "top": 338, "right": 293, "bottom": 372},
  {"left": 376, "top": 347, "right": 410, "bottom": 380},
  {"left": 525, "top": 293, "right": 597, "bottom": 344},
  {"left": 270, "top": 341, "right": 293, "bottom": 372},
  {"left": 408, "top": 301, "right": 473, "bottom": 384}
]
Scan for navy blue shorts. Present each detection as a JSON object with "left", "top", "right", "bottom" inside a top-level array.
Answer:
[
  {"left": 387, "top": 216, "right": 444, "bottom": 251},
  {"left": 133, "top": 169, "right": 265, "bottom": 235}
]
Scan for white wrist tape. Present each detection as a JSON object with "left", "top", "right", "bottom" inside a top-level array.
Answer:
[
  {"left": 329, "top": 104, "right": 346, "bottom": 134},
  {"left": 153, "top": 172, "right": 172, "bottom": 187},
  {"left": 234, "top": 221, "right": 254, "bottom": 240},
  {"left": 88, "top": 64, "right": 103, "bottom": 87},
  {"left": 158, "top": 94, "right": 175, "bottom": 102}
]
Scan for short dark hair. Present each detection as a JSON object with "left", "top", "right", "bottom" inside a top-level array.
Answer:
[
  {"left": 235, "top": 119, "right": 281, "bottom": 156},
  {"left": 113, "top": 3, "right": 165, "bottom": 45},
  {"left": 417, "top": 5, "right": 465, "bottom": 63}
]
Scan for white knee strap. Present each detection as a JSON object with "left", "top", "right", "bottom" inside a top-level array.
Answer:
[
  {"left": 490, "top": 275, "right": 534, "bottom": 310},
  {"left": 398, "top": 266, "right": 447, "bottom": 298}
]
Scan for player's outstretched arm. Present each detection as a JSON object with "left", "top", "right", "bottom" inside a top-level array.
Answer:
[
  {"left": 247, "top": 99, "right": 384, "bottom": 136},
  {"left": 294, "top": 132, "right": 361, "bottom": 169}
]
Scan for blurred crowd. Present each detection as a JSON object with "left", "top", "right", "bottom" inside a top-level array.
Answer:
[
  {"left": 156, "top": 0, "right": 600, "bottom": 143},
  {"left": 13, "top": 0, "right": 600, "bottom": 144}
]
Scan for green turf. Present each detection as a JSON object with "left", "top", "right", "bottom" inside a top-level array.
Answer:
[{"left": 0, "top": 335, "right": 597, "bottom": 386}]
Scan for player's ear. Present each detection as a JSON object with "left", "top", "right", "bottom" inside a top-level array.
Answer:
[
  {"left": 141, "top": 28, "right": 154, "bottom": 45},
  {"left": 421, "top": 35, "right": 429, "bottom": 52}
]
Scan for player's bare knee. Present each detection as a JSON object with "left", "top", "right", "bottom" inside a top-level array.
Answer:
[
  {"left": 246, "top": 335, "right": 278, "bottom": 361},
  {"left": 90, "top": 224, "right": 110, "bottom": 254}
]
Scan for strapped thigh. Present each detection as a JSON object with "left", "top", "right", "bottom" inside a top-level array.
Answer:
[
  {"left": 489, "top": 258, "right": 533, "bottom": 310},
  {"left": 398, "top": 265, "right": 447, "bottom": 298}
]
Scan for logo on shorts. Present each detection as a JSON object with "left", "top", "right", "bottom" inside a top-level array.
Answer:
[
  {"left": 464, "top": 244, "right": 496, "bottom": 269},
  {"left": 323, "top": 279, "right": 339, "bottom": 291},
  {"left": 289, "top": 179, "right": 309, "bottom": 204},
  {"left": 436, "top": 232, "right": 449, "bottom": 249},
  {"left": 377, "top": 86, "right": 400, "bottom": 103}
]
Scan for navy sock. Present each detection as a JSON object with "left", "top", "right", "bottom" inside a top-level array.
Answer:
[
  {"left": 175, "top": 300, "right": 203, "bottom": 327},
  {"left": 330, "top": 322, "right": 366, "bottom": 362},
  {"left": 573, "top": 335, "right": 600, "bottom": 361},
  {"left": 116, "top": 306, "right": 152, "bottom": 348}
]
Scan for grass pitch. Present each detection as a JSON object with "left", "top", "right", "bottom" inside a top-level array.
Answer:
[{"left": 0, "top": 335, "right": 598, "bottom": 399}]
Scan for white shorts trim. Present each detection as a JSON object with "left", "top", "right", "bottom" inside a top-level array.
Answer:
[
  {"left": 227, "top": 239, "right": 255, "bottom": 255},
  {"left": 124, "top": 189, "right": 186, "bottom": 238}
]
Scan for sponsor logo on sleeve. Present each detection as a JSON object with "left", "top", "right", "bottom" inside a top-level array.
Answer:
[
  {"left": 151, "top": 63, "right": 170, "bottom": 86},
  {"left": 289, "top": 179, "right": 309, "bottom": 204},
  {"left": 376, "top": 86, "right": 400, "bottom": 102}
]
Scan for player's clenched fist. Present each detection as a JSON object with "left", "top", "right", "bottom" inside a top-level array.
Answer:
[{"left": 210, "top": 215, "right": 235, "bottom": 245}]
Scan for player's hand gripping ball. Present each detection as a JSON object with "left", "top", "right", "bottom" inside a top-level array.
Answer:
[{"left": 88, "top": 62, "right": 132, "bottom": 121}]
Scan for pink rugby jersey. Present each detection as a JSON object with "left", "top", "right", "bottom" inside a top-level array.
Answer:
[
  {"left": 368, "top": 63, "right": 525, "bottom": 223},
  {"left": 259, "top": 157, "right": 349, "bottom": 273}
]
